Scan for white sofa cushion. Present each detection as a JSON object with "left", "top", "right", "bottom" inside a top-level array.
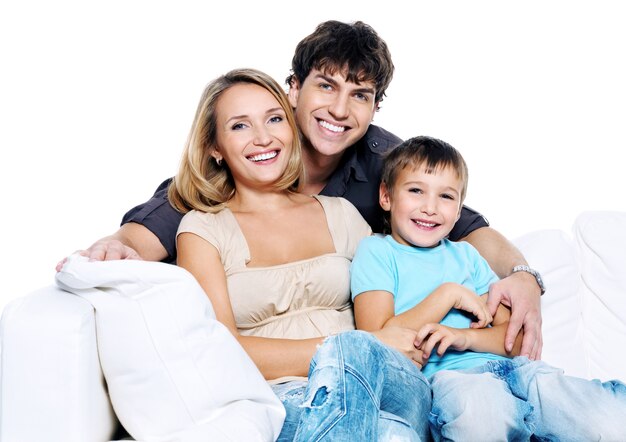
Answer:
[
  {"left": 574, "top": 211, "right": 626, "bottom": 382},
  {"left": 513, "top": 229, "right": 587, "bottom": 378},
  {"left": 0, "top": 286, "right": 118, "bottom": 442},
  {"left": 56, "top": 254, "right": 285, "bottom": 442}
]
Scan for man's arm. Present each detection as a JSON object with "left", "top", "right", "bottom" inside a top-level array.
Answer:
[
  {"left": 84, "top": 222, "right": 168, "bottom": 262},
  {"left": 461, "top": 226, "right": 543, "bottom": 360}
]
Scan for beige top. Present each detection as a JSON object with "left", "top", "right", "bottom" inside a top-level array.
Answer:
[{"left": 178, "top": 195, "right": 371, "bottom": 382}]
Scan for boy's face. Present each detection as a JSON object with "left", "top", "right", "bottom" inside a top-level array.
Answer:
[
  {"left": 288, "top": 68, "right": 377, "bottom": 160},
  {"left": 380, "top": 164, "right": 463, "bottom": 248}
]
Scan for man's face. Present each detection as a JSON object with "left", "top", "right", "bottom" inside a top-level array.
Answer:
[{"left": 288, "top": 68, "right": 378, "bottom": 159}]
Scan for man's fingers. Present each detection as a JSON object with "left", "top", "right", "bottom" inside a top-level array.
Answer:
[
  {"left": 527, "top": 321, "right": 543, "bottom": 360},
  {"left": 505, "top": 310, "right": 525, "bottom": 353},
  {"left": 486, "top": 287, "right": 503, "bottom": 316}
]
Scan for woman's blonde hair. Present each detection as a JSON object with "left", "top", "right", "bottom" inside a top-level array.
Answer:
[{"left": 168, "top": 68, "right": 304, "bottom": 214}]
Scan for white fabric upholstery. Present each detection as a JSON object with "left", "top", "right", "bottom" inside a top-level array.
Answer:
[
  {"left": 574, "top": 211, "right": 626, "bottom": 382},
  {"left": 54, "top": 254, "right": 285, "bottom": 442},
  {"left": 0, "top": 286, "right": 117, "bottom": 441},
  {"left": 512, "top": 228, "right": 587, "bottom": 378}
]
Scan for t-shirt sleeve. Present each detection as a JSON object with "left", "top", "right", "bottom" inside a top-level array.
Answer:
[
  {"left": 448, "top": 205, "right": 490, "bottom": 241},
  {"left": 336, "top": 197, "right": 373, "bottom": 257},
  {"left": 462, "top": 242, "right": 499, "bottom": 294},
  {"left": 177, "top": 210, "right": 221, "bottom": 252},
  {"left": 350, "top": 236, "right": 396, "bottom": 301},
  {"left": 121, "top": 178, "right": 183, "bottom": 263}
]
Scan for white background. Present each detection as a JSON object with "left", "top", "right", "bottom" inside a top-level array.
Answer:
[{"left": 1, "top": 1, "right": 625, "bottom": 312}]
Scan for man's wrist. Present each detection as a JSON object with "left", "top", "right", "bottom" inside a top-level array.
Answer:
[{"left": 511, "top": 265, "right": 546, "bottom": 295}]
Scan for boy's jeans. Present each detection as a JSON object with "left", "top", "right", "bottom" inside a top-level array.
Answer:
[
  {"left": 272, "top": 331, "right": 432, "bottom": 441},
  {"left": 429, "top": 356, "right": 626, "bottom": 441}
]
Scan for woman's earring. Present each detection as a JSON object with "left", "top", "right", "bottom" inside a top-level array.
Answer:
[{"left": 215, "top": 157, "right": 222, "bottom": 166}]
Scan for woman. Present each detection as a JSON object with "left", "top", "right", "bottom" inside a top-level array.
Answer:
[{"left": 169, "top": 68, "right": 430, "bottom": 441}]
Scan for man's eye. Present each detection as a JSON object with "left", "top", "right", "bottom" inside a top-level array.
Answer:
[
  {"left": 355, "top": 93, "right": 369, "bottom": 101},
  {"left": 319, "top": 83, "right": 332, "bottom": 91}
]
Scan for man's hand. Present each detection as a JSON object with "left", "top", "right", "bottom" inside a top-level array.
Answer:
[
  {"left": 55, "top": 239, "right": 142, "bottom": 272},
  {"left": 487, "top": 271, "right": 542, "bottom": 359},
  {"left": 372, "top": 326, "right": 427, "bottom": 368},
  {"left": 56, "top": 223, "right": 168, "bottom": 272}
]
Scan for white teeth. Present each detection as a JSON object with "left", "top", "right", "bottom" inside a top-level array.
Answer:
[
  {"left": 414, "top": 220, "right": 436, "bottom": 227},
  {"left": 248, "top": 151, "right": 278, "bottom": 162},
  {"left": 319, "top": 120, "right": 345, "bottom": 133}
]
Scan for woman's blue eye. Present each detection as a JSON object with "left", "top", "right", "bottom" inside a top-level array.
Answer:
[
  {"left": 232, "top": 123, "right": 246, "bottom": 130},
  {"left": 269, "top": 116, "right": 283, "bottom": 123}
]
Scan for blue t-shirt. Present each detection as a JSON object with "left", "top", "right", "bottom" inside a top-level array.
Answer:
[{"left": 350, "top": 235, "right": 505, "bottom": 378}]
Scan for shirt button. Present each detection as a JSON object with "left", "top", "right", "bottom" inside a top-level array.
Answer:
[{"left": 372, "top": 141, "right": 378, "bottom": 148}]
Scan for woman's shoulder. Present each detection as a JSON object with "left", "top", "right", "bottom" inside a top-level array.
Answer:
[
  {"left": 178, "top": 208, "right": 236, "bottom": 236},
  {"left": 314, "top": 195, "right": 365, "bottom": 220}
]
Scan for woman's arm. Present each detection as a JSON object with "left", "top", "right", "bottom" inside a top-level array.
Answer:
[{"left": 177, "top": 232, "right": 322, "bottom": 380}]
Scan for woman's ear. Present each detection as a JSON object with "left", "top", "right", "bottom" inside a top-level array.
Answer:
[
  {"left": 210, "top": 149, "right": 223, "bottom": 166},
  {"left": 379, "top": 182, "right": 392, "bottom": 211}
]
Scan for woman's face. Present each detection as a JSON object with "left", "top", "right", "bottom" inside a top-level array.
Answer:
[{"left": 214, "top": 83, "right": 294, "bottom": 191}]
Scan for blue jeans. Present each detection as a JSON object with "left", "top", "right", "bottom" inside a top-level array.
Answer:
[
  {"left": 429, "top": 356, "right": 626, "bottom": 441},
  {"left": 272, "top": 331, "right": 431, "bottom": 441}
]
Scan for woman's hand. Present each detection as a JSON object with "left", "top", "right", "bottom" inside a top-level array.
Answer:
[{"left": 371, "top": 326, "right": 427, "bottom": 368}]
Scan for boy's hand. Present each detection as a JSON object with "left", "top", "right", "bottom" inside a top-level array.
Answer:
[
  {"left": 415, "top": 324, "right": 470, "bottom": 358},
  {"left": 448, "top": 284, "right": 493, "bottom": 328}
]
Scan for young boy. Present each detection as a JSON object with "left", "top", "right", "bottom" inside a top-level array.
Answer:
[{"left": 350, "top": 136, "right": 626, "bottom": 441}]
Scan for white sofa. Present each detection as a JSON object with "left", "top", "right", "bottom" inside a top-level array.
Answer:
[{"left": 1, "top": 210, "right": 625, "bottom": 441}]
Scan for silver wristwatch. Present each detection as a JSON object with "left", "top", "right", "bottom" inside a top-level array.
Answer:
[{"left": 512, "top": 265, "right": 546, "bottom": 295}]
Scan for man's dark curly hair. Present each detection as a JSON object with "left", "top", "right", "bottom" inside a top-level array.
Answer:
[{"left": 286, "top": 20, "right": 394, "bottom": 104}]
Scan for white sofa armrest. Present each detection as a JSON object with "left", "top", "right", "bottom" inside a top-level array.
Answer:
[{"left": 0, "top": 286, "right": 119, "bottom": 442}]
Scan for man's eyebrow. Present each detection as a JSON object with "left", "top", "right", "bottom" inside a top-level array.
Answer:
[{"left": 315, "top": 73, "right": 376, "bottom": 95}]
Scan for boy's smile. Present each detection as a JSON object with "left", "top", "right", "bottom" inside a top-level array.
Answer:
[{"left": 380, "top": 164, "right": 463, "bottom": 248}]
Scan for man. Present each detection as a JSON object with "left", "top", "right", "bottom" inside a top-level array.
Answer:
[{"left": 65, "top": 20, "right": 543, "bottom": 359}]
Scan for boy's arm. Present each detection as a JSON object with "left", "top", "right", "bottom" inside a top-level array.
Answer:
[
  {"left": 354, "top": 283, "right": 492, "bottom": 332},
  {"left": 416, "top": 294, "right": 523, "bottom": 358}
]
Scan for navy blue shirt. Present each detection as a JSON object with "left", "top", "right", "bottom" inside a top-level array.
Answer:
[{"left": 122, "top": 125, "right": 489, "bottom": 262}]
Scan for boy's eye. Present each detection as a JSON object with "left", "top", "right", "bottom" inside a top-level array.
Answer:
[
  {"left": 408, "top": 188, "right": 422, "bottom": 194},
  {"left": 441, "top": 194, "right": 455, "bottom": 200}
]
